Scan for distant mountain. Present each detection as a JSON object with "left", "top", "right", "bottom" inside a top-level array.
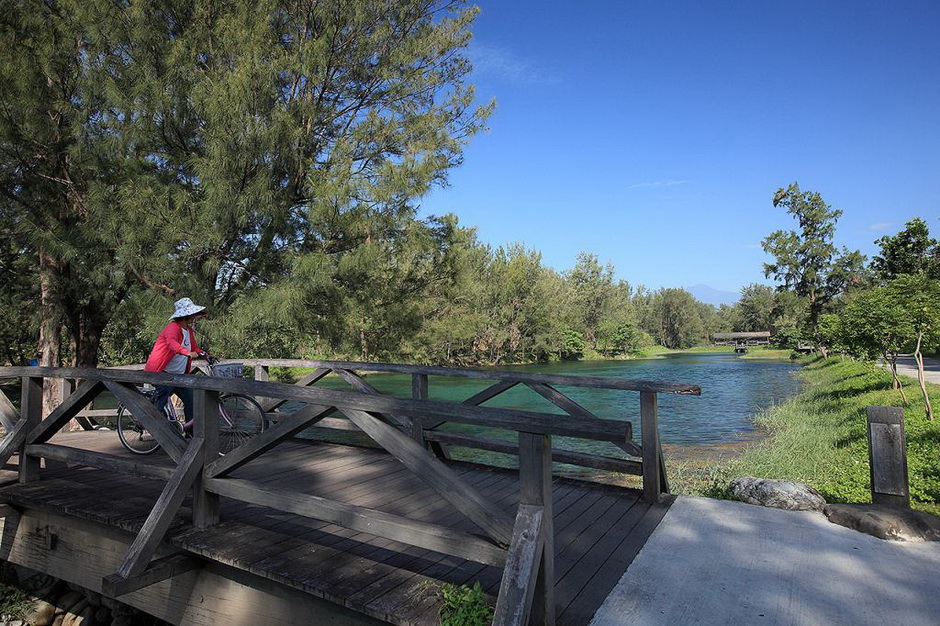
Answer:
[{"left": 685, "top": 284, "right": 740, "bottom": 307}]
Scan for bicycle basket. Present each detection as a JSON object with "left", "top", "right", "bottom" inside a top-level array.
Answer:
[{"left": 212, "top": 363, "right": 244, "bottom": 378}]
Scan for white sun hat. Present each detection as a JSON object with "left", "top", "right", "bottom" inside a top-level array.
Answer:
[{"left": 170, "top": 297, "right": 207, "bottom": 320}]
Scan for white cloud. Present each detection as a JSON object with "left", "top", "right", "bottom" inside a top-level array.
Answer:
[
  {"left": 868, "top": 222, "right": 894, "bottom": 232},
  {"left": 467, "top": 42, "right": 561, "bottom": 86}
]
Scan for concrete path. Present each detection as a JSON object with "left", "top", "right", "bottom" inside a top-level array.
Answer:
[
  {"left": 590, "top": 497, "right": 940, "bottom": 625},
  {"left": 895, "top": 356, "right": 940, "bottom": 385}
]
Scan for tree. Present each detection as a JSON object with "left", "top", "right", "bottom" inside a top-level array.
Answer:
[
  {"left": 566, "top": 253, "right": 616, "bottom": 350},
  {"left": 1, "top": 1, "right": 491, "bottom": 378},
  {"left": 650, "top": 288, "right": 704, "bottom": 349},
  {"left": 596, "top": 281, "right": 638, "bottom": 354},
  {"left": 871, "top": 218, "right": 940, "bottom": 281},
  {"left": 839, "top": 288, "right": 912, "bottom": 402},
  {"left": 0, "top": 0, "right": 150, "bottom": 417},
  {"left": 888, "top": 275, "right": 940, "bottom": 420},
  {"left": 0, "top": 210, "right": 38, "bottom": 365},
  {"left": 480, "top": 245, "right": 566, "bottom": 364},
  {"left": 735, "top": 284, "right": 776, "bottom": 332},
  {"left": 762, "top": 183, "right": 866, "bottom": 345}
]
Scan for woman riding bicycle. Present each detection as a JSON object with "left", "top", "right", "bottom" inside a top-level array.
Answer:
[{"left": 144, "top": 297, "right": 213, "bottom": 434}]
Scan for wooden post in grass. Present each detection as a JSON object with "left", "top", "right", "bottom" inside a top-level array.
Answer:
[{"left": 866, "top": 406, "right": 909, "bottom": 509}]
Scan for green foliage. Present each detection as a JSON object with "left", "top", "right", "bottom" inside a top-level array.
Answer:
[
  {"left": 648, "top": 288, "right": 706, "bottom": 349},
  {"left": 838, "top": 288, "right": 912, "bottom": 361},
  {"left": 566, "top": 253, "right": 616, "bottom": 349},
  {"left": 734, "top": 283, "right": 805, "bottom": 336},
  {"left": 1, "top": 0, "right": 492, "bottom": 367},
  {"left": 772, "top": 325, "right": 805, "bottom": 350},
  {"left": 871, "top": 217, "right": 940, "bottom": 281},
  {"left": 558, "top": 328, "right": 586, "bottom": 360},
  {"left": 601, "top": 321, "right": 650, "bottom": 355},
  {"left": 0, "top": 218, "right": 38, "bottom": 364},
  {"left": 440, "top": 582, "right": 493, "bottom": 626},
  {"left": 887, "top": 275, "right": 940, "bottom": 352},
  {"left": 762, "top": 183, "right": 866, "bottom": 337}
]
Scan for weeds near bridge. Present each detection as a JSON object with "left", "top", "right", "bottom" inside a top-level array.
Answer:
[
  {"left": 440, "top": 581, "right": 494, "bottom": 626},
  {"left": 0, "top": 582, "right": 32, "bottom": 622}
]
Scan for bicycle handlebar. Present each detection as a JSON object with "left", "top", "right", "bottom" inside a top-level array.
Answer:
[{"left": 197, "top": 352, "right": 220, "bottom": 365}]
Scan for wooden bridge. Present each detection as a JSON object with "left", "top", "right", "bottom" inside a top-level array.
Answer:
[{"left": 0, "top": 360, "right": 700, "bottom": 625}]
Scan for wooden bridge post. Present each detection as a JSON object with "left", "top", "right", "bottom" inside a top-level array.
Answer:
[
  {"left": 640, "top": 391, "right": 666, "bottom": 504},
  {"left": 253, "top": 365, "right": 269, "bottom": 406},
  {"left": 411, "top": 374, "right": 429, "bottom": 447},
  {"left": 519, "top": 431, "right": 555, "bottom": 625},
  {"left": 19, "top": 375, "right": 43, "bottom": 483},
  {"left": 193, "top": 389, "right": 220, "bottom": 527}
]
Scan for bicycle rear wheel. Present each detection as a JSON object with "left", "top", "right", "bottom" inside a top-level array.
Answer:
[
  {"left": 218, "top": 394, "right": 266, "bottom": 454},
  {"left": 116, "top": 403, "right": 161, "bottom": 455}
]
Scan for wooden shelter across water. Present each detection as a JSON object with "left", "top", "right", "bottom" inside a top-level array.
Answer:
[
  {"left": 712, "top": 331, "right": 773, "bottom": 353},
  {"left": 0, "top": 360, "right": 700, "bottom": 625}
]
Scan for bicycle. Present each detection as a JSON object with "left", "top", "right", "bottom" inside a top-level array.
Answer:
[{"left": 116, "top": 358, "right": 266, "bottom": 455}]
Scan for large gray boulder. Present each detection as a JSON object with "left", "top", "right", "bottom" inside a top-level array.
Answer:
[{"left": 729, "top": 476, "right": 827, "bottom": 511}]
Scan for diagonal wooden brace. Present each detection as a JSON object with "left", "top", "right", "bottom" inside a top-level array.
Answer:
[
  {"left": 205, "top": 403, "right": 335, "bottom": 478},
  {"left": 27, "top": 380, "right": 106, "bottom": 443},
  {"left": 341, "top": 408, "right": 514, "bottom": 546},
  {"left": 102, "top": 553, "right": 201, "bottom": 597},
  {"left": 0, "top": 389, "right": 18, "bottom": 432},
  {"left": 525, "top": 382, "right": 596, "bottom": 419},
  {"left": 335, "top": 369, "right": 414, "bottom": 431},
  {"left": 109, "top": 439, "right": 205, "bottom": 581},
  {"left": 259, "top": 367, "right": 331, "bottom": 412},
  {"left": 0, "top": 419, "right": 33, "bottom": 469},
  {"left": 105, "top": 381, "right": 187, "bottom": 462}
]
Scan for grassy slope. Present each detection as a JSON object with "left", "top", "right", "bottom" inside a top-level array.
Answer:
[{"left": 673, "top": 357, "right": 940, "bottom": 516}]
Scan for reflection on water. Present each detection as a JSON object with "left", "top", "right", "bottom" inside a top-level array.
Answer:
[{"left": 311, "top": 353, "right": 802, "bottom": 448}]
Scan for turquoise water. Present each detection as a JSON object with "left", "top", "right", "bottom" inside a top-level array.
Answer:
[{"left": 317, "top": 353, "right": 802, "bottom": 448}]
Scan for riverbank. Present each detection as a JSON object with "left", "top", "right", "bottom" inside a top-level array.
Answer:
[
  {"left": 671, "top": 357, "right": 940, "bottom": 516},
  {"left": 627, "top": 344, "right": 794, "bottom": 360}
]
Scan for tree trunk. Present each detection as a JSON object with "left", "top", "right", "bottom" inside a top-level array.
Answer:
[
  {"left": 66, "top": 305, "right": 105, "bottom": 369},
  {"left": 359, "top": 321, "right": 369, "bottom": 361},
  {"left": 914, "top": 333, "right": 934, "bottom": 421},
  {"left": 38, "top": 251, "right": 65, "bottom": 419},
  {"left": 887, "top": 354, "right": 908, "bottom": 405}
]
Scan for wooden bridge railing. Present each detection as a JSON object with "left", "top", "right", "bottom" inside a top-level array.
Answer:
[{"left": 0, "top": 362, "right": 699, "bottom": 626}]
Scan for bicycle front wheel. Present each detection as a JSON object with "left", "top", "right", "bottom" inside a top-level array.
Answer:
[
  {"left": 218, "top": 394, "right": 266, "bottom": 454},
  {"left": 116, "top": 403, "right": 160, "bottom": 455}
]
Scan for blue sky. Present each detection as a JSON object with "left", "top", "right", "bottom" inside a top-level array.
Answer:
[{"left": 419, "top": 1, "right": 940, "bottom": 298}]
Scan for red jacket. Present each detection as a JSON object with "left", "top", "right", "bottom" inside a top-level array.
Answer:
[{"left": 144, "top": 321, "right": 203, "bottom": 374}]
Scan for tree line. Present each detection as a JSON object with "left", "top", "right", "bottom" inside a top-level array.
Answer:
[
  {"left": 2, "top": 1, "right": 937, "bottom": 405},
  {"left": 0, "top": 0, "right": 734, "bottom": 371}
]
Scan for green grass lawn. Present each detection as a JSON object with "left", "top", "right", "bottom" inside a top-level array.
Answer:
[{"left": 671, "top": 356, "right": 940, "bottom": 516}]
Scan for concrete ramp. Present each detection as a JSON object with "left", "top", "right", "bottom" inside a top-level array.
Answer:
[{"left": 591, "top": 496, "right": 940, "bottom": 625}]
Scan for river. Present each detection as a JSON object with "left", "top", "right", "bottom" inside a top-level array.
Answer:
[{"left": 320, "top": 352, "right": 803, "bottom": 466}]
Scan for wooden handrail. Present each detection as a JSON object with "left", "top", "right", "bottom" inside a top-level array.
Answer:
[
  {"left": 110, "top": 358, "right": 702, "bottom": 395},
  {"left": 0, "top": 366, "right": 631, "bottom": 442}
]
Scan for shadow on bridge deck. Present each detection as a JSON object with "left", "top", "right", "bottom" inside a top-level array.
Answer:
[{"left": 0, "top": 430, "right": 670, "bottom": 625}]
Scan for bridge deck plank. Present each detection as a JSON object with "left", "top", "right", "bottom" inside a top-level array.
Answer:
[{"left": 0, "top": 430, "right": 668, "bottom": 626}]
